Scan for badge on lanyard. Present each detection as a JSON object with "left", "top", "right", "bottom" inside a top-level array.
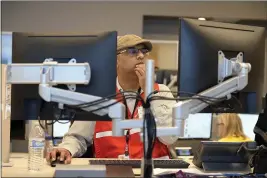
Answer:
[
  {"left": 138, "top": 106, "right": 144, "bottom": 119},
  {"left": 118, "top": 130, "right": 130, "bottom": 159},
  {"left": 118, "top": 88, "right": 141, "bottom": 160}
]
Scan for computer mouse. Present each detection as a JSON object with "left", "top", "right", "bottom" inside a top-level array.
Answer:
[{"left": 50, "top": 152, "right": 65, "bottom": 167}]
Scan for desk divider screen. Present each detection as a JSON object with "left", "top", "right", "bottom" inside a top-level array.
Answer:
[
  {"left": 237, "top": 114, "right": 259, "bottom": 140},
  {"left": 181, "top": 113, "right": 213, "bottom": 139},
  {"left": 53, "top": 121, "right": 71, "bottom": 139}
]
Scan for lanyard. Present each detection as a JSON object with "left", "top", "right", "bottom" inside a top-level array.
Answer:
[{"left": 119, "top": 88, "right": 141, "bottom": 158}]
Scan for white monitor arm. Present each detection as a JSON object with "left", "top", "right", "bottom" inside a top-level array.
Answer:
[
  {"left": 6, "top": 51, "right": 251, "bottom": 137},
  {"left": 5, "top": 51, "right": 250, "bottom": 172},
  {"left": 112, "top": 51, "right": 251, "bottom": 138},
  {"left": 173, "top": 51, "right": 251, "bottom": 131}
]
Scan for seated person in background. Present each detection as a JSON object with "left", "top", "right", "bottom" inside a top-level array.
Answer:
[
  {"left": 46, "top": 34, "right": 178, "bottom": 164},
  {"left": 217, "top": 113, "right": 252, "bottom": 142}
]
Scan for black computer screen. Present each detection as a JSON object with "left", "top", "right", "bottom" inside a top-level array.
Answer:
[
  {"left": 178, "top": 18, "right": 265, "bottom": 113},
  {"left": 11, "top": 32, "right": 117, "bottom": 122}
]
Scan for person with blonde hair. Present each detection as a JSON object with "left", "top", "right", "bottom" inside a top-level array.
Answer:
[{"left": 216, "top": 113, "right": 252, "bottom": 142}]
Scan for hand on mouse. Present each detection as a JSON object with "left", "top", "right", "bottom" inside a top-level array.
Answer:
[{"left": 46, "top": 148, "right": 72, "bottom": 164}]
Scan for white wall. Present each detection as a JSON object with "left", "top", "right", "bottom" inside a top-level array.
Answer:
[
  {"left": 153, "top": 43, "right": 178, "bottom": 70},
  {"left": 2, "top": 1, "right": 267, "bottom": 36}
]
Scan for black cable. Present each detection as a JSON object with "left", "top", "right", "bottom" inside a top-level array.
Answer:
[
  {"left": 70, "top": 92, "right": 125, "bottom": 107},
  {"left": 232, "top": 94, "right": 243, "bottom": 109},
  {"left": 57, "top": 93, "right": 142, "bottom": 125},
  {"left": 150, "top": 96, "right": 224, "bottom": 103},
  {"left": 66, "top": 95, "right": 144, "bottom": 114},
  {"left": 149, "top": 96, "right": 225, "bottom": 107},
  {"left": 67, "top": 90, "right": 228, "bottom": 117},
  {"left": 70, "top": 91, "right": 144, "bottom": 108},
  {"left": 148, "top": 90, "right": 239, "bottom": 113},
  {"left": 148, "top": 90, "right": 228, "bottom": 101},
  {"left": 148, "top": 92, "right": 227, "bottom": 106},
  {"left": 142, "top": 91, "right": 241, "bottom": 178},
  {"left": 150, "top": 95, "right": 236, "bottom": 113},
  {"left": 37, "top": 88, "right": 241, "bottom": 178},
  {"left": 143, "top": 101, "right": 157, "bottom": 178},
  {"left": 77, "top": 95, "right": 143, "bottom": 109},
  {"left": 38, "top": 117, "right": 45, "bottom": 130}
]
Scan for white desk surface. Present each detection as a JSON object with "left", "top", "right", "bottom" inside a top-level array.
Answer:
[{"left": 2, "top": 153, "right": 246, "bottom": 177}]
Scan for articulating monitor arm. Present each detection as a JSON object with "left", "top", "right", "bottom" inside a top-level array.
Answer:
[
  {"left": 6, "top": 58, "right": 126, "bottom": 120},
  {"left": 173, "top": 51, "right": 251, "bottom": 137},
  {"left": 6, "top": 51, "right": 251, "bottom": 138}
]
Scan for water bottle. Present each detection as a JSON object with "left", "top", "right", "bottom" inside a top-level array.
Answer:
[
  {"left": 28, "top": 122, "right": 45, "bottom": 171},
  {"left": 44, "top": 134, "right": 54, "bottom": 158}
]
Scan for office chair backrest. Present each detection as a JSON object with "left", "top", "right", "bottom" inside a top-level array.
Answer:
[
  {"left": 254, "top": 94, "right": 267, "bottom": 146},
  {"left": 155, "top": 70, "right": 165, "bottom": 84}
]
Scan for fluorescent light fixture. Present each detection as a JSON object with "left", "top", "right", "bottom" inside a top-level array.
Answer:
[{"left": 198, "top": 17, "right": 206, "bottom": 21}]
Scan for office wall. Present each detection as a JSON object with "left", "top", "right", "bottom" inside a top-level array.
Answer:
[
  {"left": 151, "top": 43, "right": 178, "bottom": 70},
  {"left": 2, "top": 1, "right": 267, "bottom": 36}
]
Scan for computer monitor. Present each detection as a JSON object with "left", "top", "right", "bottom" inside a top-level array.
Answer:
[
  {"left": 181, "top": 113, "right": 212, "bottom": 139},
  {"left": 238, "top": 114, "right": 259, "bottom": 140},
  {"left": 2, "top": 32, "right": 25, "bottom": 140},
  {"left": 178, "top": 18, "right": 266, "bottom": 113},
  {"left": 193, "top": 141, "right": 257, "bottom": 172},
  {"left": 11, "top": 31, "right": 117, "bottom": 122}
]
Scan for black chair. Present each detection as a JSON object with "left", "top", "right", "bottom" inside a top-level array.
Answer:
[
  {"left": 254, "top": 94, "right": 267, "bottom": 147},
  {"left": 155, "top": 70, "right": 165, "bottom": 84}
]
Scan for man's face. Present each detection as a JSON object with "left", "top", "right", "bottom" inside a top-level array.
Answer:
[{"left": 117, "top": 44, "right": 149, "bottom": 74}]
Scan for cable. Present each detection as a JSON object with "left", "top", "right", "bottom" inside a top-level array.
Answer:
[
  {"left": 150, "top": 96, "right": 225, "bottom": 103},
  {"left": 56, "top": 120, "right": 71, "bottom": 124},
  {"left": 143, "top": 97, "right": 157, "bottom": 178},
  {"left": 142, "top": 91, "right": 242, "bottom": 178},
  {"left": 38, "top": 117, "right": 46, "bottom": 130},
  {"left": 85, "top": 96, "right": 144, "bottom": 113},
  {"left": 149, "top": 90, "right": 227, "bottom": 101},
  {"left": 148, "top": 90, "right": 240, "bottom": 113},
  {"left": 70, "top": 91, "right": 144, "bottom": 108},
  {"left": 232, "top": 94, "right": 243, "bottom": 109},
  {"left": 65, "top": 90, "right": 229, "bottom": 118},
  {"left": 37, "top": 88, "right": 241, "bottom": 178},
  {"left": 66, "top": 94, "right": 144, "bottom": 113}
]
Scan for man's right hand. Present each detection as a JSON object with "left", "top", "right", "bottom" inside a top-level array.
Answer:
[{"left": 46, "top": 148, "right": 72, "bottom": 164}]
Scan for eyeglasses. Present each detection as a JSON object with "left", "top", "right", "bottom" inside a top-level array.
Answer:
[{"left": 117, "top": 48, "right": 149, "bottom": 56}]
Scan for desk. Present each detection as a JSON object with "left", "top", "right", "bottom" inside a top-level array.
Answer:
[{"left": 2, "top": 153, "right": 248, "bottom": 177}]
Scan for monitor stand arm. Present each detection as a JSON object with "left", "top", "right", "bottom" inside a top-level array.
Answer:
[
  {"left": 112, "top": 51, "right": 251, "bottom": 139},
  {"left": 173, "top": 51, "right": 251, "bottom": 125},
  {"left": 6, "top": 58, "right": 127, "bottom": 120},
  {"left": 5, "top": 51, "right": 250, "bottom": 175}
]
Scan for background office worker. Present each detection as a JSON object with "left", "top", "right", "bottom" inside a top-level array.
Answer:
[
  {"left": 47, "top": 34, "right": 178, "bottom": 164},
  {"left": 216, "top": 113, "right": 252, "bottom": 142}
]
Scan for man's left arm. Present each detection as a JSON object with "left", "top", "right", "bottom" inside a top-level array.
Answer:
[{"left": 150, "top": 84, "right": 179, "bottom": 146}]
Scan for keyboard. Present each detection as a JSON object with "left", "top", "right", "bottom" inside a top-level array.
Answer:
[{"left": 89, "top": 159, "right": 190, "bottom": 169}]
